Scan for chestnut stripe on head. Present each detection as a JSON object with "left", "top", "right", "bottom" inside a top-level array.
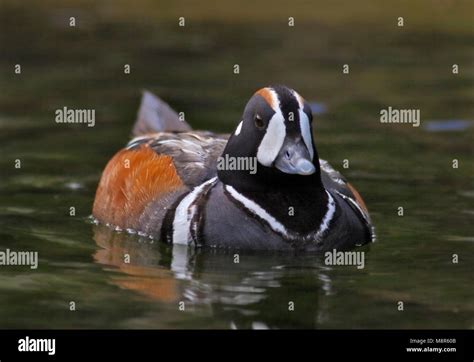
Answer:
[{"left": 255, "top": 87, "right": 278, "bottom": 111}]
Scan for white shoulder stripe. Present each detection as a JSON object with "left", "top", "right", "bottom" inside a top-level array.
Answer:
[
  {"left": 172, "top": 177, "right": 217, "bottom": 245},
  {"left": 334, "top": 190, "right": 370, "bottom": 224},
  {"left": 334, "top": 190, "right": 375, "bottom": 241}
]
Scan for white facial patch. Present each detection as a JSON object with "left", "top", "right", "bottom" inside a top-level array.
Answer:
[
  {"left": 292, "top": 89, "right": 314, "bottom": 160},
  {"left": 256, "top": 112, "right": 286, "bottom": 166},
  {"left": 298, "top": 109, "right": 314, "bottom": 160},
  {"left": 256, "top": 89, "right": 286, "bottom": 166},
  {"left": 235, "top": 120, "right": 243, "bottom": 136}
]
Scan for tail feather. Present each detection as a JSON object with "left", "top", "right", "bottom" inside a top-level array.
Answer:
[{"left": 132, "top": 90, "right": 192, "bottom": 136}]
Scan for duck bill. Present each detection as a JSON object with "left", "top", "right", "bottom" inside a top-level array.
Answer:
[{"left": 274, "top": 139, "right": 315, "bottom": 175}]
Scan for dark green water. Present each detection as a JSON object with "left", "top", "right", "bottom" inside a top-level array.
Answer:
[{"left": 0, "top": 1, "right": 473, "bottom": 328}]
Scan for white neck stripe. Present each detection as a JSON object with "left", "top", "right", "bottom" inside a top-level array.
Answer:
[
  {"left": 315, "top": 191, "right": 336, "bottom": 238},
  {"left": 225, "top": 185, "right": 289, "bottom": 237},
  {"left": 225, "top": 185, "right": 336, "bottom": 241}
]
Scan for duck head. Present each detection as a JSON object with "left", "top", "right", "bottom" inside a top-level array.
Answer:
[{"left": 218, "top": 85, "right": 322, "bottom": 191}]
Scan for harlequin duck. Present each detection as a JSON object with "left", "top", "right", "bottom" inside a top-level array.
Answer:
[{"left": 93, "top": 86, "right": 374, "bottom": 251}]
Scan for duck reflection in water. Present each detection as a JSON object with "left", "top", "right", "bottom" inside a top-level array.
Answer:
[{"left": 92, "top": 224, "right": 343, "bottom": 329}]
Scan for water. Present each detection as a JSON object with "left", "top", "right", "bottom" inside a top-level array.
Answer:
[{"left": 0, "top": 0, "right": 473, "bottom": 329}]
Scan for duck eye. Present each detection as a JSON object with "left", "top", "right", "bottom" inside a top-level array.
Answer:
[{"left": 254, "top": 115, "right": 265, "bottom": 129}]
